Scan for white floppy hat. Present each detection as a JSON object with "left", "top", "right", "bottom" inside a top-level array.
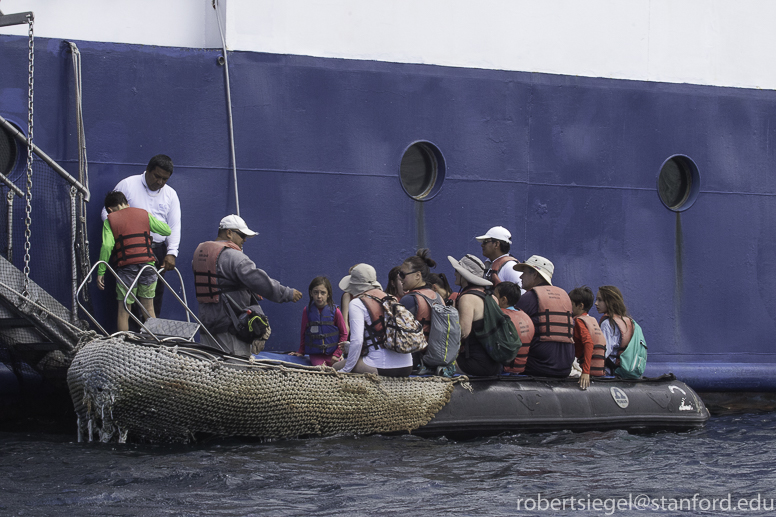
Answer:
[
  {"left": 475, "top": 226, "right": 512, "bottom": 245},
  {"left": 513, "top": 255, "right": 555, "bottom": 286},
  {"left": 339, "top": 263, "right": 382, "bottom": 295},
  {"left": 219, "top": 214, "right": 258, "bottom": 237},
  {"left": 447, "top": 255, "right": 493, "bottom": 287}
]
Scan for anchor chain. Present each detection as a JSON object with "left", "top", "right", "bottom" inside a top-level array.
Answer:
[{"left": 22, "top": 14, "right": 34, "bottom": 296}]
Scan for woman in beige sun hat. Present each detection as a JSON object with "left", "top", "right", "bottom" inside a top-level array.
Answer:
[
  {"left": 447, "top": 255, "right": 502, "bottom": 377},
  {"left": 332, "top": 264, "right": 413, "bottom": 377}
]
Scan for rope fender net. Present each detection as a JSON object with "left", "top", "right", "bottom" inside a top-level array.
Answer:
[{"left": 67, "top": 336, "right": 460, "bottom": 443}]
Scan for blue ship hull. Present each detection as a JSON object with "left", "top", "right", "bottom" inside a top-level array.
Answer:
[{"left": 1, "top": 34, "right": 774, "bottom": 393}]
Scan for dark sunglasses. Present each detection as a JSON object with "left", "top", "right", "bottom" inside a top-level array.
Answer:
[
  {"left": 398, "top": 270, "right": 418, "bottom": 279},
  {"left": 232, "top": 230, "right": 248, "bottom": 240}
]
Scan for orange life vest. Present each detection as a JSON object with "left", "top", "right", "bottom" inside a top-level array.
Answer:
[
  {"left": 486, "top": 255, "right": 519, "bottom": 285},
  {"left": 532, "top": 285, "right": 574, "bottom": 344},
  {"left": 574, "top": 314, "right": 606, "bottom": 376},
  {"left": 407, "top": 287, "right": 439, "bottom": 340},
  {"left": 501, "top": 307, "right": 534, "bottom": 374},
  {"left": 192, "top": 240, "right": 242, "bottom": 303},
  {"left": 357, "top": 288, "right": 388, "bottom": 354},
  {"left": 107, "top": 207, "right": 155, "bottom": 268}
]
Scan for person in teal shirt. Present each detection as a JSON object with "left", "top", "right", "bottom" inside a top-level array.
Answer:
[{"left": 97, "top": 190, "right": 171, "bottom": 331}]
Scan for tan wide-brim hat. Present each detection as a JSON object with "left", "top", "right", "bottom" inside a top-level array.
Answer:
[
  {"left": 447, "top": 255, "right": 493, "bottom": 287},
  {"left": 339, "top": 263, "right": 382, "bottom": 295},
  {"left": 513, "top": 255, "right": 554, "bottom": 286}
]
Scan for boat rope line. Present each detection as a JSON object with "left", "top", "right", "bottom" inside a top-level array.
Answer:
[
  {"left": 67, "top": 41, "right": 93, "bottom": 317},
  {"left": 212, "top": 0, "right": 240, "bottom": 216},
  {"left": 22, "top": 12, "right": 34, "bottom": 297}
]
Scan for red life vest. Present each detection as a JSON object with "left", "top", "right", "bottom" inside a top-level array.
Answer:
[
  {"left": 192, "top": 240, "right": 242, "bottom": 303},
  {"left": 407, "top": 287, "right": 439, "bottom": 340},
  {"left": 532, "top": 285, "right": 574, "bottom": 344},
  {"left": 486, "top": 255, "right": 519, "bottom": 285},
  {"left": 107, "top": 207, "right": 155, "bottom": 268},
  {"left": 501, "top": 307, "right": 534, "bottom": 374},
  {"left": 357, "top": 289, "right": 388, "bottom": 354},
  {"left": 603, "top": 315, "right": 634, "bottom": 366},
  {"left": 574, "top": 314, "right": 606, "bottom": 376}
]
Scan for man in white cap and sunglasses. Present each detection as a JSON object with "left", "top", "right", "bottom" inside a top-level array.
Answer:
[
  {"left": 513, "top": 255, "right": 575, "bottom": 378},
  {"left": 475, "top": 226, "right": 522, "bottom": 291},
  {"left": 192, "top": 215, "right": 302, "bottom": 356}
]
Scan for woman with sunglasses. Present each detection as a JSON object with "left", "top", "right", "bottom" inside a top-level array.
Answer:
[{"left": 396, "top": 249, "right": 445, "bottom": 372}]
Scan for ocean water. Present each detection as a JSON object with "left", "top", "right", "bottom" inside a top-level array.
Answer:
[{"left": 1, "top": 412, "right": 775, "bottom": 516}]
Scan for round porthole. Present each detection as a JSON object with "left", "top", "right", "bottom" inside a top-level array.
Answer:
[
  {"left": 399, "top": 141, "right": 445, "bottom": 201},
  {"left": 0, "top": 123, "right": 18, "bottom": 176},
  {"left": 657, "top": 155, "right": 700, "bottom": 212}
]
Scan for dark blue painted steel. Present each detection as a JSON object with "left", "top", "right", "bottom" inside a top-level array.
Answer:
[{"left": 1, "top": 35, "right": 775, "bottom": 390}]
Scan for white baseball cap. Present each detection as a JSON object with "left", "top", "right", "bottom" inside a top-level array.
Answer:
[
  {"left": 475, "top": 226, "right": 512, "bottom": 245},
  {"left": 219, "top": 214, "right": 258, "bottom": 237}
]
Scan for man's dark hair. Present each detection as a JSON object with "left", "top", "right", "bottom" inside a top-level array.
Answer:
[
  {"left": 568, "top": 285, "right": 594, "bottom": 312},
  {"left": 494, "top": 281, "right": 521, "bottom": 306},
  {"left": 496, "top": 240, "right": 511, "bottom": 254},
  {"left": 146, "top": 154, "right": 174, "bottom": 175},
  {"left": 104, "top": 190, "right": 128, "bottom": 211}
]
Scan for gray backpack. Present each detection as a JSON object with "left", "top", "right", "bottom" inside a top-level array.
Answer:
[{"left": 414, "top": 292, "right": 461, "bottom": 367}]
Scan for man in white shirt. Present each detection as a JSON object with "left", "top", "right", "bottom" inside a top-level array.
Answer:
[
  {"left": 101, "top": 154, "right": 181, "bottom": 316},
  {"left": 475, "top": 225, "right": 523, "bottom": 292}
]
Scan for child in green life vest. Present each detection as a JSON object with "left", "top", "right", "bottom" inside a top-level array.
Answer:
[{"left": 97, "top": 190, "right": 171, "bottom": 331}]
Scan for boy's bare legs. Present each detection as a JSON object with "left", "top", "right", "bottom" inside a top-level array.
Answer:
[
  {"left": 140, "top": 297, "right": 156, "bottom": 320},
  {"left": 117, "top": 302, "right": 131, "bottom": 332}
]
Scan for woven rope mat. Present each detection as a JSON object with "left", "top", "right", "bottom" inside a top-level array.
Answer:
[{"left": 67, "top": 336, "right": 458, "bottom": 443}]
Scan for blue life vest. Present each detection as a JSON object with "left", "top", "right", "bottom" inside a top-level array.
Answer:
[{"left": 304, "top": 303, "right": 340, "bottom": 355}]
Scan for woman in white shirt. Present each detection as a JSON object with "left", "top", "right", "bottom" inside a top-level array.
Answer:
[{"left": 333, "top": 264, "right": 413, "bottom": 377}]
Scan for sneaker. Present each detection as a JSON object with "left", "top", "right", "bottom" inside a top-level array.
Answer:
[{"left": 435, "top": 364, "right": 456, "bottom": 378}]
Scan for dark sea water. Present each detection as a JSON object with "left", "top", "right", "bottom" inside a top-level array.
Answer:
[{"left": 2, "top": 413, "right": 776, "bottom": 516}]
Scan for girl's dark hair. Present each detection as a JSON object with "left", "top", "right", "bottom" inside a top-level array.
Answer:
[
  {"left": 387, "top": 266, "right": 402, "bottom": 297},
  {"left": 427, "top": 272, "right": 452, "bottom": 297},
  {"left": 308, "top": 276, "right": 335, "bottom": 308},
  {"left": 597, "top": 285, "right": 629, "bottom": 319},
  {"left": 402, "top": 248, "right": 437, "bottom": 284}
]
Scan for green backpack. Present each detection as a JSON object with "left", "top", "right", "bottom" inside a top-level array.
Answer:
[
  {"left": 615, "top": 320, "right": 648, "bottom": 379},
  {"left": 469, "top": 290, "right": 522, "bottom": 365}
]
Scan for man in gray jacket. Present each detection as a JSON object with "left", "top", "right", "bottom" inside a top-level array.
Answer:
[{"left": 192, "top": 215, "right": 302, "bottom": 356}]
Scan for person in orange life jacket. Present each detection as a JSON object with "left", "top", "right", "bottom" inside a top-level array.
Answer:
[
  {"left": 339, "top": 263, "right": 362, "bottom": 335},
  {"left": 448, "top": 254, "right": 502, "bottom": 377},
  {"left": 594, "top": 285, "right": 634, "bottom": 375},
  {"left": 289, "top": 276, "right": 348, "bottom": 366},
  {"left": 333, "top": 264, "right": 413, "bottom": 377},
  {"left": 97, "top": 191, "right": 171, "bottom": 332},
  {"left": 475, "top": 226, "right": 523, "bottom": 292},
  {"left": 428, "top": 272, "right": 456, "bottom": 306},
  {"left": 513, "top": 256, "right": 576, "bottom": 378},
  {"left": 495, "top": 281, "right": 535, "bottom": 375},
  {"left": 386, "top": 266, "right": 405, "bottom": 299},
  {"left": 569, "top": 286, "right": 607, "bottom": 389},
  {"left": 100, "top": 155, "right": 180, "bottom": 317},
  {"left": 192, "top": 215, "right": 303, "bottom": 357}
]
